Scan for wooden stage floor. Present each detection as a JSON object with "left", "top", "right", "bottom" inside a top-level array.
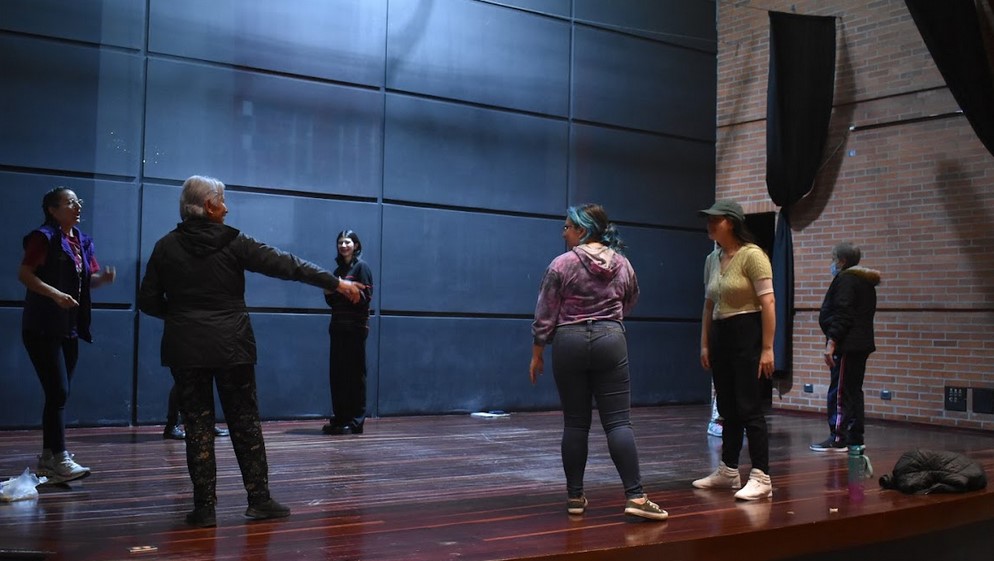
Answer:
[{"left": 1, "top": 405, "right": 992, "bottom": 561}]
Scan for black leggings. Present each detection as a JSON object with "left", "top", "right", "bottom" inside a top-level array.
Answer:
[
  {"left": 22, "top": 331, "right": 78, "bottom": 454},
  {"left": 166, "top": 383, "right": 180, "bottom": 426},
  {"left": 552, "top": 320, "right": 643, "bottom": 499},
  {"left": 710, "top": 312, "right": 769, "bottom": 474}
]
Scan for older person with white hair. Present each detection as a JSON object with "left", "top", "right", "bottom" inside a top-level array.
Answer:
[{"left": 138, "top": 175, "right": 363, "bottom": 528}]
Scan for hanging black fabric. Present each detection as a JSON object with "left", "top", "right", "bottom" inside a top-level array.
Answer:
[
  {"left": 905, "top": 0, "right": 994, "bottom": 158},
  {"left": 766, "top": 12, "right": 836, "bottom": 390}
]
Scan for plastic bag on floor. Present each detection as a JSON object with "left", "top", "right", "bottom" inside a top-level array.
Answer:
[{"left": 0, "top": 468, "right": 47, "bottom": 502}]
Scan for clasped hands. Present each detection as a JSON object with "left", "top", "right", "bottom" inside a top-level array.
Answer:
[{"left": 325, "top": 279, "right": 366, "bottom": 304}]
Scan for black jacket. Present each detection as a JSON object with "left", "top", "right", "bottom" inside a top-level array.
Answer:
[
  {"left": 819, "top": 266, "right": 881, "bottom": 353},
  {"left": 324, "top": 256, "right": 373, "bottom": 329},
  {"left": 879, "top": 449, "right": 987, "bottom": 494},
  {"left": 138, "top": 218, "right": 339, "bottom": 368}
]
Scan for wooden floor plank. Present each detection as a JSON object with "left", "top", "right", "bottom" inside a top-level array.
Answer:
[{"left": 1, "top": 406, "right": 992, "bottom": 561}]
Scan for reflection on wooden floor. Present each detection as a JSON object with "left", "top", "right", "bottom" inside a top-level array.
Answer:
[{"left": 0, "top": 405, "right": 992, "bottom": 561}]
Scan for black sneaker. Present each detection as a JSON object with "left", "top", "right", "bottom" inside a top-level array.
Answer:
[
  {"left": 185, "top": 506, "right": 217, "bottom": 528},
  {"left": 322, "top": 423, "right": 362, "bottom": 435},
  {"left": 809, "top": 437, "right": 847, "bottom": 452},
  {"left": 245, "top": 498, "right": 291, "bottom": 520},
  {"left": 163, "top": 425, "right": 186, "bottom": 440},
  {"left": 321, "top": 423, "right": 346, "bottom": 435}
]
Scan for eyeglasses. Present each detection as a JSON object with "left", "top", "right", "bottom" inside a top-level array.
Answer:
[{"left": 63, "top": 199, "right": 84, "bottom": 209}]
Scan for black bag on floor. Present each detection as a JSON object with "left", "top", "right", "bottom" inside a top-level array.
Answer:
[{"left": 879, "top": 449, "right": 987, "bottom": 494}]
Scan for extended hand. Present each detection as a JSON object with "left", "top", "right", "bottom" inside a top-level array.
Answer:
[
  {"left": 91, "top": 265, "right": 116, "bottom": 288},
  {"left": 336, "top": 279, "right": 365, "bottom": 304}
]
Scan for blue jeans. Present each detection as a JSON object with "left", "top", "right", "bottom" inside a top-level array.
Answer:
[
  {"left": 826, "top": 351, "right": 868, "bottom": 446},
  {"left": 552, "top": 320, "right": 643, "bottom": 499}
]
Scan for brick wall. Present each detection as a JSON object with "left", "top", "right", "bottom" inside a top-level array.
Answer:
[{"left": 717, "top": 0, "right": 994, "bottom": 430}]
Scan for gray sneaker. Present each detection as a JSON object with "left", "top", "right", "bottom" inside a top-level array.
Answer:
[
  {"left": 37, "top": 450, "right": 90, "bottom": 483},
  {"left": 566, "top": 496, "right": 587, "bottom": 515}
]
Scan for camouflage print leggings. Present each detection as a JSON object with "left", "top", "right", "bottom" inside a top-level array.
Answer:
[{"left": 171, "top": 365, "right": 271, "bottom": 508}]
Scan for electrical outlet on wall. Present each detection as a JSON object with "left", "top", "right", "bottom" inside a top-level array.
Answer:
[
  {"left": 972, "top": 388, "right": 994, "bottom": 414},
  {"left": 944, "top": 386, "right": 968, "bottom": 412}
]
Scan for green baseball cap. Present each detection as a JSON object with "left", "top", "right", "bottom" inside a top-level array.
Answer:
[{"left": 698, "top": 200, "right": 745, "bottom": 222}]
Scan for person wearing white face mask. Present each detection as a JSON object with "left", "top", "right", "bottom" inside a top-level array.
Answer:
[{"left": 810, "top": 242, "right": 881, "bottom": 453}]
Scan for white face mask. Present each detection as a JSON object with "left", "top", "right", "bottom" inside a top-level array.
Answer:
[{"left": 830, "top": 261, "right": 840, "bottom": 277}]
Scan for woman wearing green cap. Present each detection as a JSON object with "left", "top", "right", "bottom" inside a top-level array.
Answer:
[{"left": 691, "top": 200, "right": 776, "bottom": 501}]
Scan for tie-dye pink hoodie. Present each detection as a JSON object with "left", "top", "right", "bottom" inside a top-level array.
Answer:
[{"left": 532, "top": 244, "right": 639, "bottom": 345}]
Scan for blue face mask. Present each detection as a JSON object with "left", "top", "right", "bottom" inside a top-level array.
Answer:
[{"left": 830, "top": 261, "right": 839, "bottom": 277}]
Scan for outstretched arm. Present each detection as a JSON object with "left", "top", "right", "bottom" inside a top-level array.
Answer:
[{"left": 237, "top": 234, "right": 365, "bottom": 302}]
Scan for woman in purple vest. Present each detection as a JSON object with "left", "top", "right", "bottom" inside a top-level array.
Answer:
[{"left": 18, "top": 187, "right": 116, "bottom": 483}]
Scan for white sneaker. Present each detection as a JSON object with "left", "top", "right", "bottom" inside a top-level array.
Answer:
[
  {"left": 734, "top": 468, "right": 772, "bottom": 500},
  {"left": 707, "top": 420, "right": 723, "bottom": 437},
  {"left": 693, "top": 461, "right": 741, "bottom": 489},
  {"left": 37, "top": 450, "right": 90, "bottom": 483}
]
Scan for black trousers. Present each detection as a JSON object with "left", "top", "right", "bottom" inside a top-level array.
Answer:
[
  {"left": 329, "top": 325, "right": 368, "bottom": 428},
  {"left": 171, "top": 365, "right": 271, "bottom": 508},
  {"left": 710, "top": 312, "right": 770, "bottom": 474},
  {"left": 166, "top": 383, "right": 180, "bottom": 426},
  {"left": 22, "top": 331, "right": 79, "bottom": 454}
]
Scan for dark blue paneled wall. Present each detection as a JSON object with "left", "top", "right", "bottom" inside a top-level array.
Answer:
[{"left": 1, "top": 0, "right": 717, "bottom": 428}]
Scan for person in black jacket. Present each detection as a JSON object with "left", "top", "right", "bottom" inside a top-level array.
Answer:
[
  {"left": 322, "top": 229, "right": 373, "bottom": 436},
  {"left": 810, "top": 242, "right": 881, "bottom": 452},
  {"left": 19, "top": 187, "right": 116, "bottom": 484},
  {"left": 138, "top": 175, "right": 363, "bottom": 528}
]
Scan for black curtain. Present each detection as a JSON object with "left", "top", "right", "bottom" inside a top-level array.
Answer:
[
  {"left": 766, "top": 12, "right": 836, "bottom": 392},
  {"left": 905, "top": 0, "right": 994, "bottom": 158}
]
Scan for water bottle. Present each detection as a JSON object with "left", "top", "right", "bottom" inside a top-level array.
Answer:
[{"left": 847, "top": 444, "right": 873, "bottom": 501}]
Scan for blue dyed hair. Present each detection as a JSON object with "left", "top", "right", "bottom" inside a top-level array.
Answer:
[{"left": 566, "top": 203, "right": 625, "bottom": 251}]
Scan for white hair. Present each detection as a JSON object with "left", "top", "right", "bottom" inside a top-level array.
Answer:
[{"left": 179, "top": 175, "right": 225, "bottom": 220}]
